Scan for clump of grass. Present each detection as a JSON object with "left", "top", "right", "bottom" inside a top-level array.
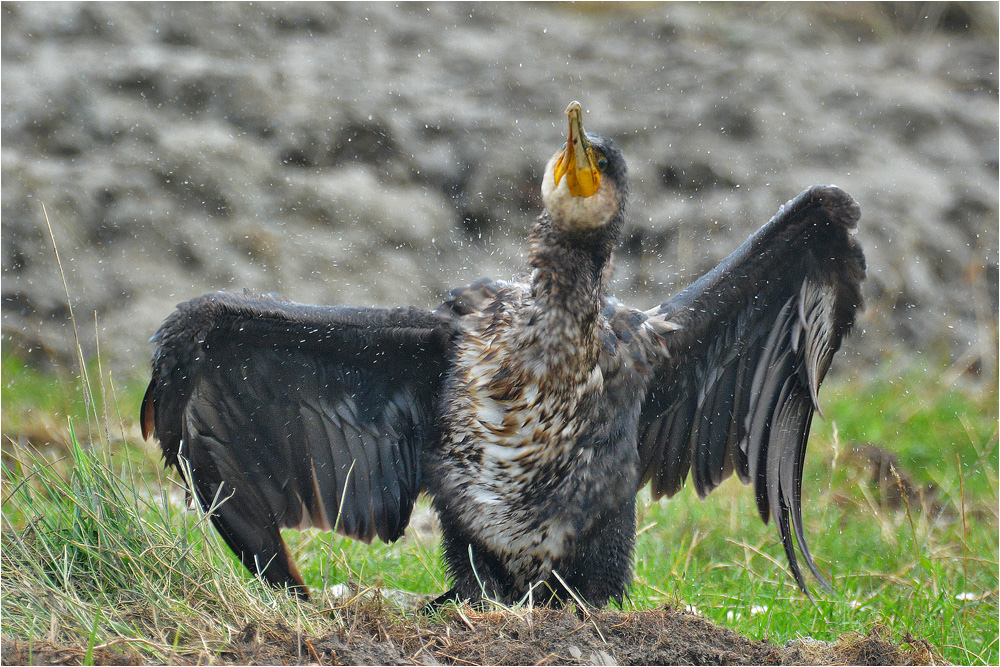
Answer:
[{"left": 1, "top": 425, "right": 349, "bottom": 664}]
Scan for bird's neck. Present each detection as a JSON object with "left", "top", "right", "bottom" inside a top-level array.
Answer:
[
  {"left": 525, "top": 219, "right": 611, "bottom": 351},
  {"left": 530, "top": 246, "right": 604, "bottom": 322}
]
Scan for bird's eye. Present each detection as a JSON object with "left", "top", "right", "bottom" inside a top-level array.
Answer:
[{"left": 596, "top": 156, "right": 609, "bottom": 172}]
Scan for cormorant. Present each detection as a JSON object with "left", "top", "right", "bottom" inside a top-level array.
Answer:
[{"left": 141, "top": 101, "right": 865, "bottom": 607}]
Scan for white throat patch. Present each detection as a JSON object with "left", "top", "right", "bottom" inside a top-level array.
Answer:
[{"left": 541, "top": 151, "right": 618, "bottom": 231}]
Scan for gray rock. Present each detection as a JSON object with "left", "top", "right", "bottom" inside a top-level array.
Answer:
[{"left": 2, "top": 2, "right": 996, "bottom": 385}]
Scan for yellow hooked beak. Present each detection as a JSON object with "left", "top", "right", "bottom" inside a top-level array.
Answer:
[{"left": 552, "top": 101, "right": 601, "bottom": 198}]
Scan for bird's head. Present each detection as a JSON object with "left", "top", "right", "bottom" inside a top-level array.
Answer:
[{"left": 541, "top": 101, "right": 628, "bottom": 234}]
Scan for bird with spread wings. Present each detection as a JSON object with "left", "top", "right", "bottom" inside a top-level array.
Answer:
[{"left": 142, "top": 101, "right": 865, "bottom": 607}]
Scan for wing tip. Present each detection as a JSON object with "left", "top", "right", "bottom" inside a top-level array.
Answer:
[
  {"left": 140, "top": 379, "right": 156, "bottom": 441},
  {"left": 805, "top": 185, "right": 861, "bottom": 228},
  {"left": 282, "top": 541, "right": 310, "bottom": 599}
]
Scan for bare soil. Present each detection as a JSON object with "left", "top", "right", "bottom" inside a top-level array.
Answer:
[{"left": 1, "top": 602, "right": 943, "bottom": 666}]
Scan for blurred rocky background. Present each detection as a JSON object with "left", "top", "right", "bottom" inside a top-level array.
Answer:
[{"left": 2, "top": 2, "right": 997, "bottom": 385}]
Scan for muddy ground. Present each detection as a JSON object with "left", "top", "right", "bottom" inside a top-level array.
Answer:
[
  {"left": 2, "top": 2, "right": 998, "bottom": 382},
  {"left": 1, "top": 601, "right": 943, "bottom": 666}
]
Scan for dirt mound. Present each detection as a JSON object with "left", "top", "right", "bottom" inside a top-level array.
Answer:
[
  {"left": 0, "top": 603, "right": 943, "bottom": 666},
  {"left": 2, "top": 3, "right": 997, "bottom": 382}
]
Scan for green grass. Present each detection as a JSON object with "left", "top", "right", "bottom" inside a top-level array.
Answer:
[
  {"left": 2, "top": 356, "right": 997, "bottom": 664},
  {"left": 2, "top": 418, "right": 337, "bottom": 664},
  {"left": 624, "top": 362, "right": 999, "bottom": 664}
]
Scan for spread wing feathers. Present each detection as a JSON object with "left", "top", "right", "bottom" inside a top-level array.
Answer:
[
  {"left": 141, "top": 291, "right": 457, "bottom": 591},
  {"left": 636, "top": 185, "right": 865, "bottom": 593}
]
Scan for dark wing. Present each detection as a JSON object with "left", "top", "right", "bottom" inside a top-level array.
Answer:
[
  {"left": 635, "top": 185, "right": 865, "bottom": 594},
  {"left": 141, "top": 291, "right": 458, "bottom": 596}
]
